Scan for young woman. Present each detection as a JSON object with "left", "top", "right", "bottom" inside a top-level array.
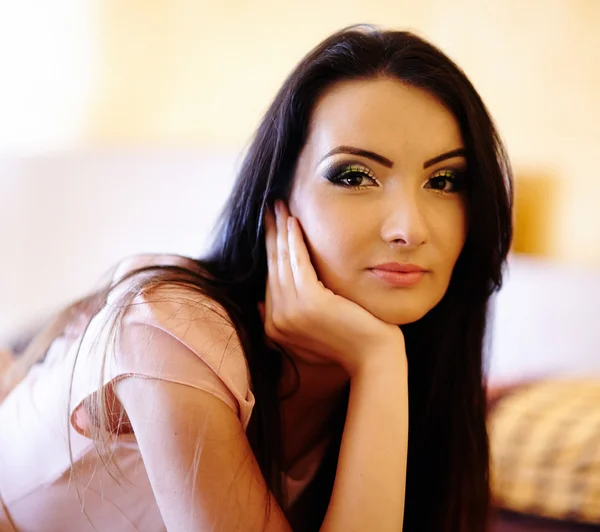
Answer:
[{"left": 0, "top": 25, "right": 512, "bottom": 531}]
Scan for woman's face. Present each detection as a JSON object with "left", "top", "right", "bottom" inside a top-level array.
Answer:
[{"left": 288, "top": 77, "right": 468, "bottom": 325}]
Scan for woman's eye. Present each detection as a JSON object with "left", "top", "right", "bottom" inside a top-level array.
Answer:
[
  {"left": 425, "top": 169, "right": 466, "bottom": 193},
  {"left": 326, "top": 164, "right": 378, "bottom": 189}
]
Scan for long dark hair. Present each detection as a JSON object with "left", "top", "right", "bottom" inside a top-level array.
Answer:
[
  {"left": 202, "top": 24, "right": 513, "bottom": 530},
  {"left": 16, "top": 25, "right": 512, "bottom": 532}
]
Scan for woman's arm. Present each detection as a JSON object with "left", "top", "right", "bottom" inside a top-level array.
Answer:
[
  {"left": 116, "top": 353, "right": 408, "bottom": 532},
  {"left": 323, "top": 355, "right": 408, "bottom": 531},
  {"left": 116, "top": 377, "right": 292, "bottom": 531}
]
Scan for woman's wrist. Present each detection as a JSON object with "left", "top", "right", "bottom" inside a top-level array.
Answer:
[{"left": 349, "top": 336, "right": 407, "bottom": 380}]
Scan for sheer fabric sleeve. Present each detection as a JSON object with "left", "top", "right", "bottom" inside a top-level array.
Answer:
[{"left": 68, "top": 255, "right": 256, "bottom": 435}]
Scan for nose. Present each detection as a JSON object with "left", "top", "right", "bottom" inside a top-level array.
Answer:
[{"left": 380, "top": 190, "right": 428, "bottom": 249}]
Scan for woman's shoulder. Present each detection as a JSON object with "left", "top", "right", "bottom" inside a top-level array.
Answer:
[
  {"left": 109, "top": 253, "right": 201, "bottom": 285},
  {"left": 111, "top": 254, "right": 252, "bottom": 401},
  {"left": 111, "top": 253, "right": 235, "bottom": 331},
  {"left": 66, "top": 253, "right": 215, "bottom": 339},
  {"left": 73, "top": 254, "right": 256, "bottom": 430}
]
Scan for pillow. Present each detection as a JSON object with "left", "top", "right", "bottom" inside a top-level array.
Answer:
[{"left": 488, "top": 378, "right": 600, "bottom": 525}]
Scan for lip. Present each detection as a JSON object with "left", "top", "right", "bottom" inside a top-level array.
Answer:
[
  {"left": 368, "top": 263, "right": 428, "bottom": 287},
  {"left": 370, "top": 262, "right": 427, "bottom": 273}
]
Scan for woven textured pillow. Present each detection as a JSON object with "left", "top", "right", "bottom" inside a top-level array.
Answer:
[{"left": 488, "top": 378, "right": 600, "bottom": 524}]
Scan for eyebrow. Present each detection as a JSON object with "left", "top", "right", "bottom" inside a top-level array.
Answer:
[
  {"left": 319, "top": 145, "right": 466, "bottom": 170},
  {"left": 319, "top": 146, "right": 394, "bottom": 168},
  {"left": 423, "top": 148, "right": 466, "bottom": 169}
]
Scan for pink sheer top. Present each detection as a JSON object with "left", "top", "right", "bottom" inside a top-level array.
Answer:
[{"left": 0, "top": 255, "right": 326, "bottom": 531}]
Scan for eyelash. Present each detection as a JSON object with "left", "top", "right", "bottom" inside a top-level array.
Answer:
[
  {"left": 324, "top": 163, "right": 467, "bottom": 193},
  {"left": 324, "top": 163, "right": 379, "bottom": 189},
  {"left": 426, "top": 169, "right": 467, "bottom": 193}
]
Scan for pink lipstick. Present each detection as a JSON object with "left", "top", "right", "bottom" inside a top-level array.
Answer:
[{"left": 368, "top": 263, "right": 428, "bottom": 287}]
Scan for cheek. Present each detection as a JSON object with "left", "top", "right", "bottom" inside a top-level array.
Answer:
[
  {"left": 292, "top": 193, "right": 365, "bottom": 281},
  {"left": 430, "top": 201, "right": 468, "bottom": 269}
]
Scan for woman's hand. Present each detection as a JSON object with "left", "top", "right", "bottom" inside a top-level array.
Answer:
[{"left": 261, "top": 200, "right": 405, "bottom": 378}]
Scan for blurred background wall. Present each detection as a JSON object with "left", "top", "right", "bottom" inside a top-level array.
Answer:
[
  {"left": 90, "top": 0, "right": 600, "bottom": 265},
  {"left": 1, "top": 0, "right": 599, "bottom": 379}
]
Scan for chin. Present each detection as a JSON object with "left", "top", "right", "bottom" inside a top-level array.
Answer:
[
  {"left": 318, "top": 268, "right": 447, "bottom": 326},
  {"left": 358, "top": 293, "right": 443, "bottom": 326},
  {"left": 372, "top": 307, "right": 429, "bottom": 326}
]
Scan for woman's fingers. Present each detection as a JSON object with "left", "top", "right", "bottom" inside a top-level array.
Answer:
[
  {"left": 287, "top": 215, "right": 319, "bottom": 295},
  {"left": 274, "top": 201, "right": 297, "bottom": 299},
  {"left": 264, "top": 200, "right": 323, "bottom": 342}
]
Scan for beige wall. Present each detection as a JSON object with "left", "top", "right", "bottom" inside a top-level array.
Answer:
[{"left": 84, "top": 0, "right": 600, "bottom": 266}]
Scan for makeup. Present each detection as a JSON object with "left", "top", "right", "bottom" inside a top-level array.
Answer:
[
  {"left": 369, "top": 269, "right": 426, "bottom": 287},
  {"left": 368, "top": 263, "right": 428, "bottom": 288}
]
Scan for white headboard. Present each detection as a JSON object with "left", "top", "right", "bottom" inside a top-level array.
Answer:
[{"left": 0, "top": 148, "right": 240, "bottom": 341}]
